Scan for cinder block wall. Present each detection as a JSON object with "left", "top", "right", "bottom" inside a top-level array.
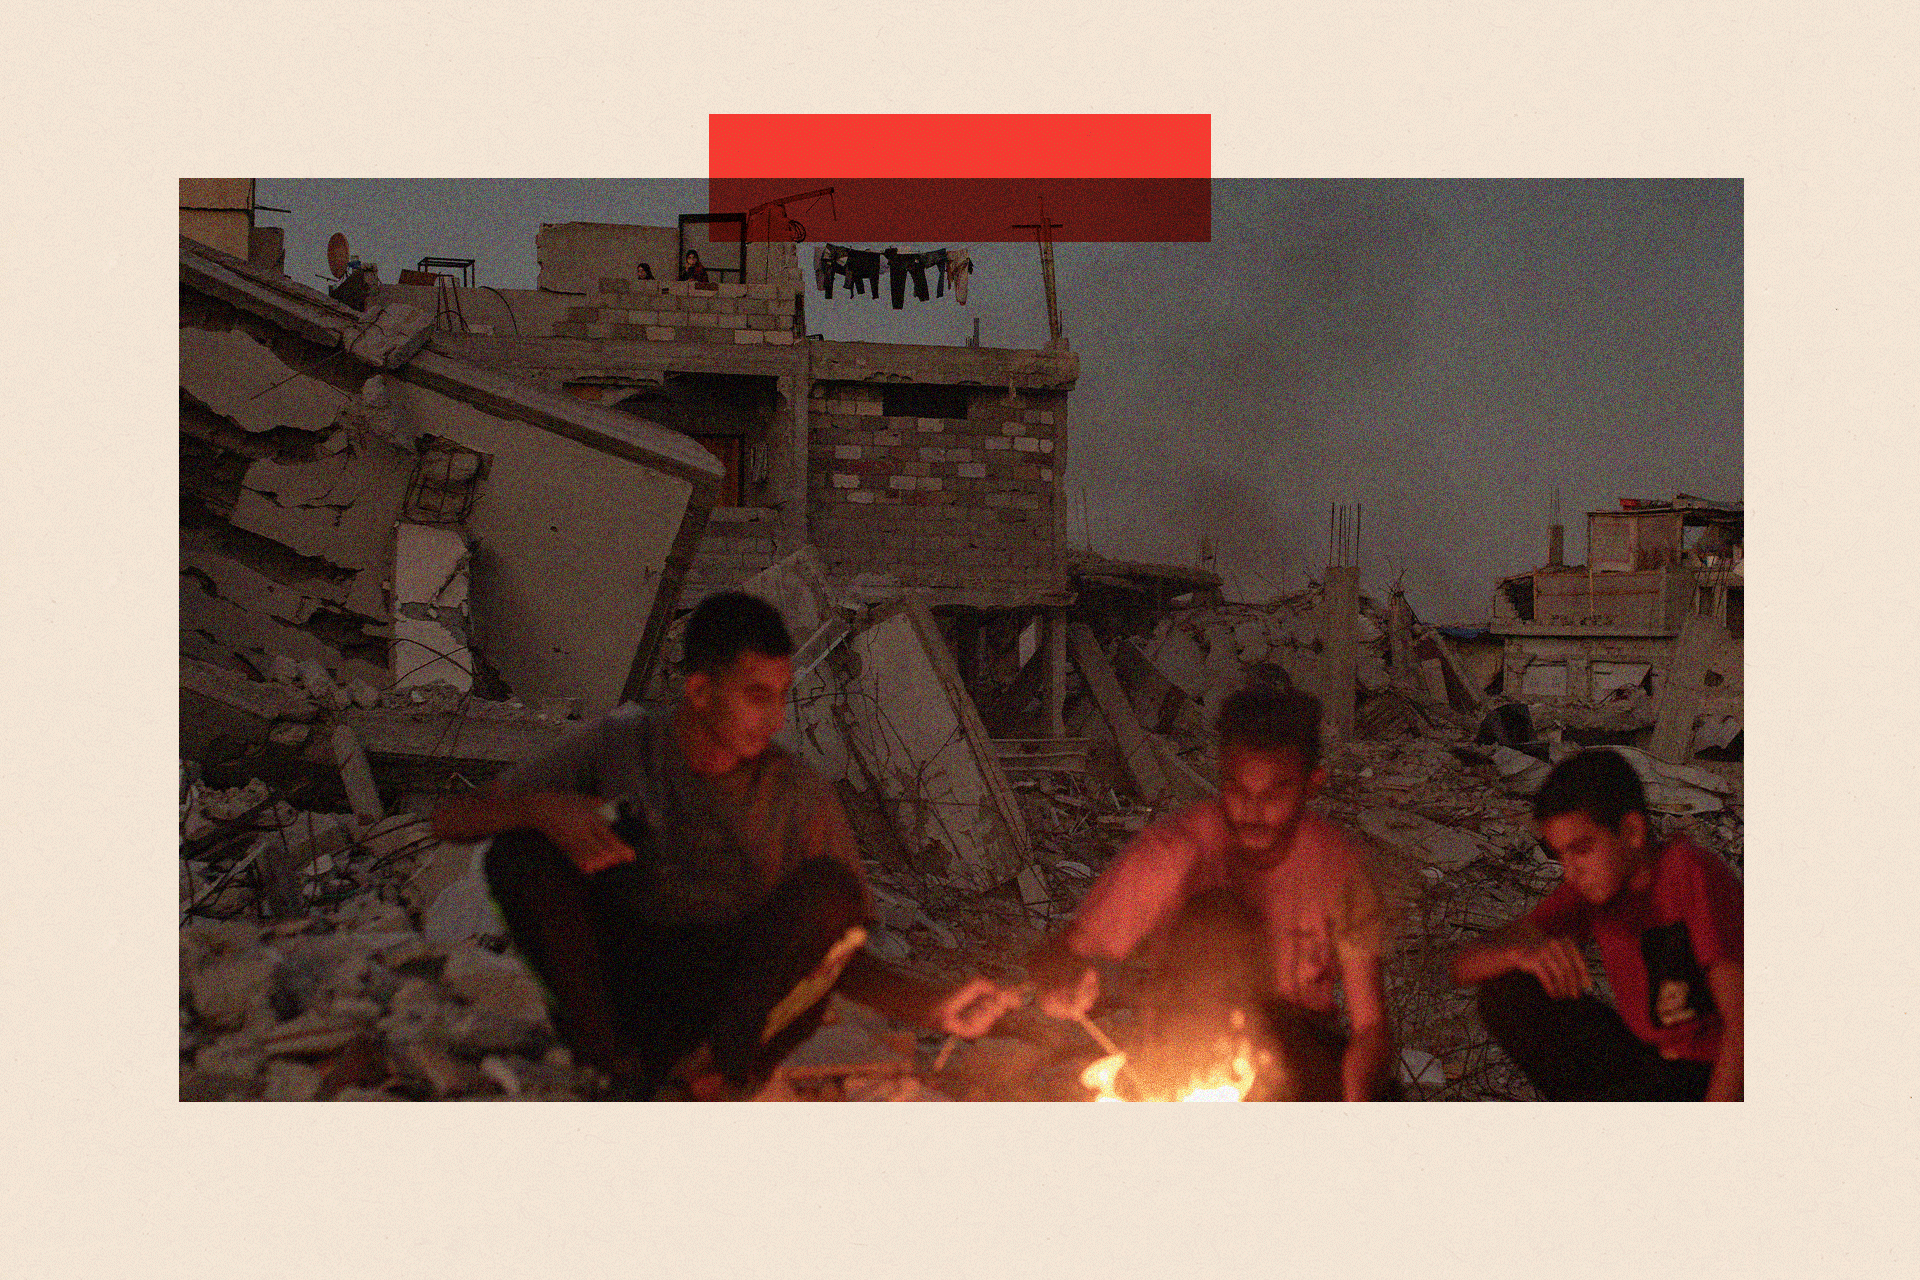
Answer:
[
  {"left": 683, "top": 512, "right": 781, "bottom": 600},
  {"left": 806, "top": 384, "right": 1065, "bottom": 595},
  {"left": 553, "top": 279, "right": 799, "bottom": 346}
]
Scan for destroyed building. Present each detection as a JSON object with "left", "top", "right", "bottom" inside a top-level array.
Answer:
[{"left": 1490, "top": 495, "right": 1744, "bottom": 764}]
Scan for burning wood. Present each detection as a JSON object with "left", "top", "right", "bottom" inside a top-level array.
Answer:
[{"left": 1077, "top": 1010, "right": 1264, "bottom": 1101}]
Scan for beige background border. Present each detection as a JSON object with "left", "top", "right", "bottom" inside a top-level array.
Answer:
[{"left": 7, "top": 1, "right": 1914, "bottom": 1274}]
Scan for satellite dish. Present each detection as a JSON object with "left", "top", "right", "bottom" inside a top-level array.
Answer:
[{"left": 326, "top": 232, "right": 350, "bottom": 279}]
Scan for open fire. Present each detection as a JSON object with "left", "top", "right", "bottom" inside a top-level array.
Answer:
[{"left": 1078, "top": 1010, "right": 1265, "bottom": 1102}]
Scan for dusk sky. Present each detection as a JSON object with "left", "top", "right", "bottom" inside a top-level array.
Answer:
[{"left": 260, "top": 178, "right": 1741, "bottom": 622}]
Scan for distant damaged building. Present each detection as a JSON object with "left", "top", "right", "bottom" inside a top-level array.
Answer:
[{"left": 1490, "top": 495, "right": 1743, "bottom": 762}]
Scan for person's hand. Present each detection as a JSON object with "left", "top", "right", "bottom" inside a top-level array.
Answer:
[
  {"left": 931, "top": 977, "right": 1024, "bottom": 1039},
  {"left": 524, "top": 792, "right": 635, "bottom": 875},
  {"left": 1508, "top": 935, "right": 1592, "bottom": 1000},
  {"left": 1036, "top": 964, "right": 1099, "bottom": 1021}
]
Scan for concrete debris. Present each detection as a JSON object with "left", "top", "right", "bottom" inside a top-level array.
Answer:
[
  {"left": 391, "top": 523, "right": 473, "bottom": 692},
  {"left": 420, "top": 872, "right": 507, "bottom": 946},
  {"left": 345, "top": 302, "right": 434, "bottom": 369},
  {"left": 331, "top": 724, "right": 385, "bottom": 825},
  {"left": 440, "top": 944, "right": 550, "bottom": 1027},
  {"left": 835, "top": 597, "right": 1032, "bottom": 893}
]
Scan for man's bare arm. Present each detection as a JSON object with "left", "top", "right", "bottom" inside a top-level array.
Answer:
[
  {"left": 837, "top": 951, "right": 1022, "bottom": 1036},
  {"left": 1339, "top": 951, "right": 1394, "bottom": 1102},
  {"left": 1703, "top": 961, "right": 1743, "bottom": 1101},
  {"left": 1450, "top": 917, "right": 1592, "bottom": 999},
  {"left": 431, "top": 781, "right": 634, "bottom": 874}
]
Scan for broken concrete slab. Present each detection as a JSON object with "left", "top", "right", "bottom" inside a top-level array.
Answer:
[
  {"left": 230, "top": 439, "right": 414, "bottom": 576},
  {"left": 179, "top": 325, "right": 350, "bottom": 436},
  {"left": 1650, "top": 615, "right": 1734, "bottom": 763},
  {"left": 181, "top": 546, "right": 321, "bottom": 625},
  {"left": 345, "top": 302, "right": 434, "bottom": 369},
  {"left": 421, "top": 872, "right": 507, "bottom": 946},
  {"left": 331, "top": 724, "right": 385, "bottom": 825},
  {"left": 835, "top": 597, "right": 1032, "bottom": 893},
  {"left": 1610, "top": 746, "right": 1735, "bottom": 816},
  {"left": 181, "top": 576, "right": 346, "bottom": 673},
  {"left": 391, "top": 522, "right": 472, "bottom": 692},
  {"left": 180, "top": 656, "right": 299, "bottom": 724},
  {"left": 440, "top": 944, "right": 549, "bottom": 1026},
  {"left": 1356, "top": 808, "right": 1495, "bottom": 872},
  {"left": 337, "top": 707, "right": 567, "bottom": 766},
  {"left": 737, "top": 546, "right": 836, "bottom": 644},
  {"left": 1067, "top": 624, "right": 1173, "bottom": 805}
]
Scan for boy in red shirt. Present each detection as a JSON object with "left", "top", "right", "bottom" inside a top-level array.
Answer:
[{"left": 1450, "top": 748, "right": 1743, "bottom": 1100}]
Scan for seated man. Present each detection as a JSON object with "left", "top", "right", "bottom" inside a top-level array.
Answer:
[
  {"left": 1027, "top": 685, "right": 1398, "bottom": 1101},
  {"left": 432, "top": 591, "right": 1016, "bottom": 1098},
  {"left": 1450, "top": 748, "right": 1743, "bottom": 1101}
]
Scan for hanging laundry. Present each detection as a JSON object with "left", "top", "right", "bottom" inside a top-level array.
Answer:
[
  {"left": 948, "top": 248, "right": 973, "bottom": 305},
  {"left": 818, "top": 244, "right": 853, "bottom": 298},
  {"left": 883, "top": 248, "right": 940, "bottom": 309},
  {"left": 844, "top": 248, "right": 882, "bottom": 299}
]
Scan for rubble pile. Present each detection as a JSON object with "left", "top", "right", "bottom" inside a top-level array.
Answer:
[{"left": 179, "top": 542, "right": 1741, "bottom": 1102}]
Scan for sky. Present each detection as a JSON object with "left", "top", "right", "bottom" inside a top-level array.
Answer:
[{"left": 259, "top": 178, "right": 1741, "bottom": 623}]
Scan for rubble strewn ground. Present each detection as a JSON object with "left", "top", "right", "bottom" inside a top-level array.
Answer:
[{"left": 180, "top": 583, "right": 1741, "bottom": 1102}]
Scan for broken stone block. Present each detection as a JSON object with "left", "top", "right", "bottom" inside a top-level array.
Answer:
[
  {"left": 262, "top": 1012, "right": 365, "bottom": 1058},
  {"left": 268, "top": 722, "right": 311, "bottom": 748},
  {"left": 442, "top": 944, "right": 549, "bottom": 1026},
  {"left": 262, "top": 1059, "right": 323, "bottom": 1101},
  {"left": 194, "top": 1032, "right": 266, "bottom": 1080},
  {"left": 865, "top": 928, "right": 911, "bottom": 963},
  {"left": 479, "top": 1055, "right": 523, "bottom": 1098},
  {"left": 421, "top": 873, "right": 507, "bottom": 946},
  {"left": 391, "top": 523, "right": 473, "bottom": 693},
  {"left": 190, "top": 951, "right": 279, "bottom": 1031},
  {"left": 392, "top": 1039, "right": 476, "bottom": 1099},
  {"left": 1356, "top": 808, "right": 1493, "bottom": 873},
  {"left": 345, "top": 302, "right": 434, "bottom": 369},
  {"left": 331, "top": 724, "right": 385, "bottom": 825},
  {"left": 295, "top": 659, "right": 335, "bottom": 699}
]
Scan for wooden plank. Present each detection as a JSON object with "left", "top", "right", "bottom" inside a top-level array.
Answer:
[{"left": 1068, "top": 623, "right": 1172, "bottom": 804}]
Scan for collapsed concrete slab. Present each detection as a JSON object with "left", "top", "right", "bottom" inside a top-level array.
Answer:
[
  {"left": 835, "top": 597, "right": 1033, "bottom": 893},
  {"left": 180, "top": 233, "right": 725, "bottom": 720}
]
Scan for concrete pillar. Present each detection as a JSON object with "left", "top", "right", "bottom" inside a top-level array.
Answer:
[
  {"left": 1321, "top": 566, "right": 1360, "bottom": 741},
  {"left": 1045, "top": 610, "right": 1068, "bottom": 739},
  {"left": 1387, "top": 589, "right": 1414, "bottom": 689},
  {"left": 779, "top": 341, "right": 812, "bottom": 555}
]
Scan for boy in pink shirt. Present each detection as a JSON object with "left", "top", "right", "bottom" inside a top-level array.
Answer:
[
  {"left": 1028, "top": 685, "right": 1397, "bottom": 1101},
  {"left": 1450, "top": 748, "right": 1743, "bottom": 1101}
]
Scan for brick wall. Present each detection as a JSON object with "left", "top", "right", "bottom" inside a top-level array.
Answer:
[
  {"left": 551, "top": 279, "right": 799, "bottom": 346},
  {"left": 682, "top": 510, "right": 781, "bottom": 599},
  {"left": 806, "top": 384, "right": 1065, "bottom": 595}
]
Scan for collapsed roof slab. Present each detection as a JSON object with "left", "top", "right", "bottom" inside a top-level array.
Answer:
[{"left": 180, "top": 237, "right": 725, "bottom": 713}]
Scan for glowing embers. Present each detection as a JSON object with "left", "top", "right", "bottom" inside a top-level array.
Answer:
[{"left": 1077, "top": 1010, "right": 1265, "bottom": 1102}]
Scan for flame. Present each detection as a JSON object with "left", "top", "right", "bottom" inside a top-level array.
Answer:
[{"left": 1077, "top": 1010, "right": 1259, "bottom": 1102}]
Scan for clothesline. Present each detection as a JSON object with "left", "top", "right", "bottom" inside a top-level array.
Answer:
[{"left": 814, "top": 244, "right": 975, "bottom": 308}]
